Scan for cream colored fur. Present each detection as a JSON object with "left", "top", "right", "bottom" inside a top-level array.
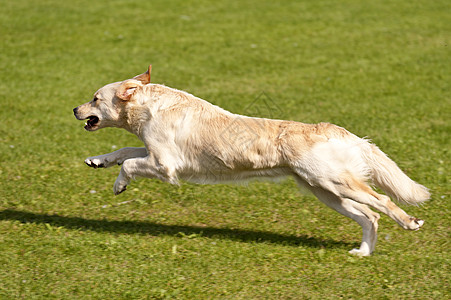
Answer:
[{"left": 73, "top": 66, "right": 430, "bottom": 256}]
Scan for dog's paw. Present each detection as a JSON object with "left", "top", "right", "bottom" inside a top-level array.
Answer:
[
  {"left": 409, "top": 217, "right": 425, "bottom": 231},
  {"left": 349, "top": 248, "right": 371, "bottom": 257},
  {"left": 113, "top": 176, "right": 128, "bottom": 195},
  {"left": 114, "top": 184, "right": 127, "bottom": 195},
  {"left": 85, "top": 157, "right": 106, "bottom": 169},
  {"left": 85, "top": 154, "right": 118, "bottom": 168}
]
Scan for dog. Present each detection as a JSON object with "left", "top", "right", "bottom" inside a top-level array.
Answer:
[{"left": 73, "top": 65, "right": 430, "bottom": 256}]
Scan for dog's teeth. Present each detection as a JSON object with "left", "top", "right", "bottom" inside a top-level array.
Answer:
[{"left": 85, "top": 122, "right": 88, "bottom": 126}]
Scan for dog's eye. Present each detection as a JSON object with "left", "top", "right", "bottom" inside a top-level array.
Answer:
[{"left": 92, "top": 97, "right": 98, "bottom": 102}]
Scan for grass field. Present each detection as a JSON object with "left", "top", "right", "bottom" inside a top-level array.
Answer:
[{"left": 0, "top": 0, "right": 450, "bottom": 298}]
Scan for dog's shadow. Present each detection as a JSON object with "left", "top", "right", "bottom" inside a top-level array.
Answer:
[{"left": 0, "top": 209, "right": 354, "bottom": 250}]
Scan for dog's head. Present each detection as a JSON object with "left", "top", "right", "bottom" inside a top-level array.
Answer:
[{"left": 73, "top": 65, "right": 152, "bottom": 131}]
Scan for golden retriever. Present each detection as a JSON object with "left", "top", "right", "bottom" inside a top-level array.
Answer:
[{"left": 73, "top": 65, "right": 429, "bottom": 256}]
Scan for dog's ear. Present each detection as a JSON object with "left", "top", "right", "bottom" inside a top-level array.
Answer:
[
  {"left": 116, "top": 80, "right": 143, "bottom": 101},
  {"left": 133, "top": 65, "right": 152, "bottom": 84}
]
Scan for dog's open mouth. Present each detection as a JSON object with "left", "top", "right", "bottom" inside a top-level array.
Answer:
[{"left": 84, "top": 116, "right": 100, "bottom": 130}]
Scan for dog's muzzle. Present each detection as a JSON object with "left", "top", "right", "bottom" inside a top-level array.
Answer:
[{"left": 73, "top": 107, "right": 100, "bottom": 131}]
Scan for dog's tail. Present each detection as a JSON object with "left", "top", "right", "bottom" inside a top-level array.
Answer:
[{"left": 363, "top": 143, "right": 430, "bottom": 205}]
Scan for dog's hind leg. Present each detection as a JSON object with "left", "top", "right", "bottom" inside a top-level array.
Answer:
[
  {"left": 306, "top": 184, "right": 380, "bottom": 256},
  {"left": 85, "top": 147, "right": 147, "bottom": 168},
  {"left": 335, "top": 177, "right": 424, "bottom": 231}
]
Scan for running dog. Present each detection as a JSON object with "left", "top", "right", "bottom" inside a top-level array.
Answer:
[{"left": 73, "top": 65, "right": 430, "bottom": 256}]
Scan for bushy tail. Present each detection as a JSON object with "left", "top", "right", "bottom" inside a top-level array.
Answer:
[{"left": 364, "top": 144, "right": 430, "bottom": 205}]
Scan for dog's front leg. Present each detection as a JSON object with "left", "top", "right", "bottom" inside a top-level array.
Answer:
[
  {"left": 113, "top": 155, "right": 177, "bottom": 195},
  {"left": 85, "top": 147, "right": 147, "bottom": 168}
]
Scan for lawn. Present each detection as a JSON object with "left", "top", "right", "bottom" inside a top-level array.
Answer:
[{"left": 0, "top": 0, "right": 450, "bottom": 298}]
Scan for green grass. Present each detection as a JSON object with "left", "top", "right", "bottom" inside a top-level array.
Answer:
[{"left": 1, "top": 0, "right": 450, "bottom": 298}]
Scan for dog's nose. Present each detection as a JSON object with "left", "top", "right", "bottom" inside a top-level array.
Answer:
[{"left": 73, "top": 107, "right": 78, "bottom": 115}]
